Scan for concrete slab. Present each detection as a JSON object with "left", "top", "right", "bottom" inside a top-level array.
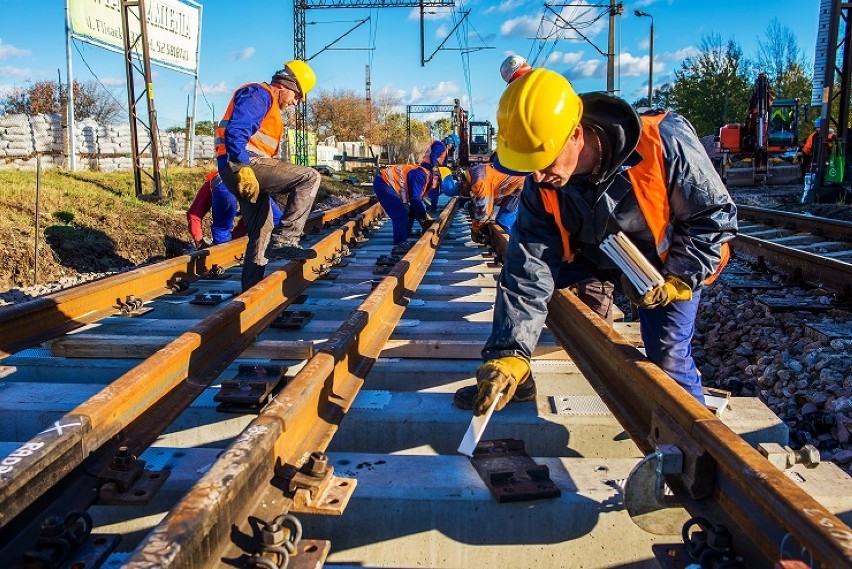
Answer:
[{"left": 301, "top": 453, "right": 661, "bottom": 569}]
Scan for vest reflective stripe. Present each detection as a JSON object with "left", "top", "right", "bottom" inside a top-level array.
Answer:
[
  {"left": 380, "top": 164, "right": 425, "bottom": 205},
  {"left": 539, "top": 187, "right": 574, "bottom": 262},
  {"left": 215, "top": 83, "right": 283, "bottom": 160}
]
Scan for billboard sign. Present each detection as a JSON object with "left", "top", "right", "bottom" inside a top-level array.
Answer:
[{"left": 69, "top": 0, "right": 201, "bottom": 74}]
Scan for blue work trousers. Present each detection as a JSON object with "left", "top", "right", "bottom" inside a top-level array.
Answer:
[
  {"left": 494, "top": 193, "right": 520, "bottom": 233},
  {"left": 426, "top": 188, "right": 440, "bottom": 215},
  {"left": 556, "top": 261, "right": 705, "bottom": 404},
  {"left": 373, "top": 177, "right": 412, "bottom": 244}
]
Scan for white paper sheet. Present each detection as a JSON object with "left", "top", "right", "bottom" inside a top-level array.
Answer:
[{"left": 457, "top": 393, "right": 502, "bottom": 457}]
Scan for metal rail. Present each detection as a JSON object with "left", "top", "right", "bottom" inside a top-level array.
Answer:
[
  {"left": 124, "top": 199, "right": 457, "bottom": 567},
  {"left": 489, "top": 225, "right": 852, "bottom": 567},
  {"left": 0, "top": 203, "right": 383, "bottom": 548},
  {"left": 0, "top": 197, "right": 371, "bottom": 359},
  {"left": 737, "top": 205, "right": 852, "bottom": 241}
]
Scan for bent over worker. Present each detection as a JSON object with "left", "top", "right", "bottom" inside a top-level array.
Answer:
[
  {"left": 216, "top": 60, "right": 321, "bottom": 291},
  {"left": 187, "top": 171, "right": 282, "bottom": 248},
  {"left": 455, "top": 69, "right": 737, "bottom": 414},
  {"left": 372, "top": 156, "right": 438, "bottom": 255},
  {"left": 459, "top": 163, "right": 525, "bottom": 241}
]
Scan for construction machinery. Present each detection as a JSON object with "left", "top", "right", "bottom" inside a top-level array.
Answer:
[{"left": 715, "top": 73, "right": 802, "bottom": 186}]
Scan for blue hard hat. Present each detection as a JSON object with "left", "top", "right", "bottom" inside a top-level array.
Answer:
[
  {"left": 441, "top": 175, "right": 459, "bottom": 197},
  {"left": 815, "top": 117, "right": 823, "bottom": 128}
]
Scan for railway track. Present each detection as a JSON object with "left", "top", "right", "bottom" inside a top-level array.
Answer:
[
  {"left": 0, "top": 197, "right": 851, "bottom": 568},
  {"left": 731, "top": 205, "right": 852, "bottom": 295}
]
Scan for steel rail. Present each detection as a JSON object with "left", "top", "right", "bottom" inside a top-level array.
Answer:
[
  {"left": 738, "top": 204, "right": 852, "bottom": 241},
  {"left": 490, "top": 225, "right": 852, "bottom": 566},
  {"left": 731, "top": 234, "right": 852, "bottom": 293},
  {"left": 0, "top": 203, "right": 383, "bottom": 542},
  {"left": 0, "top": 197, "right": 372, "bottom": 359},
  {"left": 124, "top": 200, "right": 458, "bottom": 568}
]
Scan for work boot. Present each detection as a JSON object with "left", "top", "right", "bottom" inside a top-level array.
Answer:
[
  {"left": 453, "top": 377, "right": 537, "bottom": 410},
  {"left": 267, "top": 235, "right": 317, "bottom": 261}
]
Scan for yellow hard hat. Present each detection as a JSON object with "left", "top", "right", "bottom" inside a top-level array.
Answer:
[
  {"left": 494, "top": 68, "right": 583, "bottom": 174},
  {"left": 281, "top": 59, "right": 317, "bottom": 96},
  {"left": 437, "top": 166, "right": 452, "bottom": 180}
]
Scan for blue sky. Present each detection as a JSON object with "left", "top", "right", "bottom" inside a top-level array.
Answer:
[{"left": 0, "top": 0, "right": 821, "bottom": 131}]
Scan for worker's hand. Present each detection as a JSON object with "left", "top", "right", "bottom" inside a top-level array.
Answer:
[
  {"left": 471, "top": 223, "right": 490, "bottom": 244},
  {"left": 474, "top": 356, "right": 530, "bottom": 416},
  {"left": 793, "top": 152, "right": 803, "bottom": 164},
  {"left": 236, "top": 167, "right": 260, "bottom": 203},
  {"left": 621, "top": 274, "right": 692, "bottom": 310},
  {"left": 194, "top": 237, "right": 212, "bottom": 250}
]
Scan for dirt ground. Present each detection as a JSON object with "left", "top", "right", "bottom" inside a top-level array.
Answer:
[{"left": 0, "top": 167, "right": 369, "bottom": 293}]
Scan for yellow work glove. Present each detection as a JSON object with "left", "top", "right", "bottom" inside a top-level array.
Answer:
[
  {"left": 621, "top": 274, "right": 693, "bottom": 310},
  {"left": 236, "top": 166, "right": 260, "bottom": 203},
  {"left": 474, "top": 356, "right": 531, "bottom": 416}
]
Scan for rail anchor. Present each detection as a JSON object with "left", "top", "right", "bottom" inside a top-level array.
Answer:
[
  {"left": 97, "top": 446, "right": 169, "bottom": 505},
  {"left": 284, "top": 451, "right": 356, "bottom": 515},
  {"left": 624, "top": 444, "right": 690, "bottom": 535}
]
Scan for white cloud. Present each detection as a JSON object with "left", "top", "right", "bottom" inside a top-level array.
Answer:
[
  {"left": 569, "top": 59, "right": 604, "bottom": 79},
  {"left": 100, "top": 77, "right": 125, "bottom": 87},
  {"left": 483, "top": 0, "right": 527, "bottom": 15},
  {"left": 0, "top": 39, "right": 30, "bottom": 60},
  {"left": 229, "top": 47, "right": 255, "bottom": 61},
  {"left": 407, "top": 6, "right": 453, "bottom": 21},
  {"left": 545, "top": 50, "right": 583, "bottom": 66},
  {"left": 436, "top": 24, "right": 449, "bottom": 39},
  {"left": 186, "top": 81, "right": 230, "bottom": 95},
  {"left": 501, "top": 1, "right": 605, "bottom": 40},
  {"left": 662, "top": 46, "right": 698, "bottom": 61},
  {"left": 0, "top": 65, "right": 31, "bottom": 79}
]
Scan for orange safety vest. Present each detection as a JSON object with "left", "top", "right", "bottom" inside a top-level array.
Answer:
[
  {"left": 540, "top": 112, "right": 729, "bottom": 284},
  {"left": 470, "top": 164, "right": 525, "bottom": 229},
  {"left": 379, "top": 164, "right": 430, "bottom": 205},
  {"left": 215, "top": 83, "right": 283, "bottom": 160}
]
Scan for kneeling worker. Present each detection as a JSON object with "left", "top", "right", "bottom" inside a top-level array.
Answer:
[
  {"left": 459, "top": 163, "right": 525, "bottom": 242},
  {"left": 456, "top": 69, "right": 737, "bottom": 413},
  {"left": 216, "top": 60, "right": 322, "bottom": 291}
]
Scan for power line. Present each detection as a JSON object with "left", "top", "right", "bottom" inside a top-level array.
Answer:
[{"left": 72, "top": 39, "right": 128, "bottom": 113}]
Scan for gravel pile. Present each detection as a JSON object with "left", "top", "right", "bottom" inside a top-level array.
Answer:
[
  {"left": 0, "top": 270, "right": 123, "bottom": 307},
  {"left": 694, "top": 263, "right": 852, "bottom": 473}
]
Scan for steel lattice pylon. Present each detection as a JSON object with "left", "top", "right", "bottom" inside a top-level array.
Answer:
[{"left": 292, "top": 0, "right": 455, "bottom": 166}]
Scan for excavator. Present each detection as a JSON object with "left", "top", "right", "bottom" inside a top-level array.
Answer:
[{"left": 715, "top": 73, "right": 801, "bottom": 186}]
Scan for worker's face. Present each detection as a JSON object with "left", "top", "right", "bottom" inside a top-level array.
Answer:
[
  {"left": 275, "top": 86, "right": 300, "bottom": 109},
  {"left": 531, "top": 125, "right": 584, "bottom": 187}
]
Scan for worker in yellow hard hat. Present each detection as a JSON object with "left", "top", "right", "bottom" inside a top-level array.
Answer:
[
  {"left": 454, "top": 68, "right": 738, "bottom": 414},
  {"left": 216, "top": 59, "right": 321, "bottom": 291}
]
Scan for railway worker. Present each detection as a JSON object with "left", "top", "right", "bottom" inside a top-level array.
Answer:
[
  {"left": 216, "top": 60, "right": 321, "bottom": 292},
  {"left": 424, "top": 141, "right": 449, "bottom": 216},
  {"left": 458, "top": 163, "right": 525, "bottom": 242},
  {"left": 372, "top": 151, "right": 440, "bottom": 254},
  {"left": 186, "top": 171, "right": 282, "bottom": 249},
  {"left": 798, "top": 117, "right": 835, "bottom": 178},
  {"left": 455, "top": 69, "right": 737, "bottom": 414}
]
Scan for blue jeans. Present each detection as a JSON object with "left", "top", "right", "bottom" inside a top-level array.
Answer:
[
  {"left": 557, "top": 262, "right": 705, "bottom": 404},
  {"left": 373, "top": 176, "right": 411, "bottom": 244}
]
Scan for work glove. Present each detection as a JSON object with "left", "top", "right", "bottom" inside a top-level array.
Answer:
[
  {"left": 474, "top": 356, "right": 531, "bottom": 416},
  {"left": 236, "top": 166, "right": 260, "bottom": 203},
  {"left": 471, "top": 222, "right": 490, "bottom": 244},
  {"left": 793, "top": 152, "right": 803, "bottom": 164},
  {"left": 194, "top": 237, "right": 212, "bottom": 250},
  {"left": 621, "top": 274, "right": 692, "bottom": 310}
]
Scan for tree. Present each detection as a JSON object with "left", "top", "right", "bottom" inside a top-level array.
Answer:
[
  {"left": 0, "top": 79, "right": 123, "bottom": 123},
  {"left": 670, "top": 34, "right": 752, "bottom": 137},
  {"left": 433, "top": 117, "right": 454, "bottom": 138},
  {"left": 308, "top": 88, "right": 368, "bottom": 141}
]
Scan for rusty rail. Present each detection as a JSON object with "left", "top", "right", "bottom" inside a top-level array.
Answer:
[
  {"left": 124, "top": 200, "right": 458, "bottom": 567},
  {"left": 0, "top": 203, "right": 382, "bottom": 542},
  {"left": 738, "top": 205, "right": 852, "bottom": 241},
  {"left": 491, "top": 225, "right": 852, "bottom": 567},
  {"left": 0, "top": 197, "right": 372, "bottom": 359}
]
